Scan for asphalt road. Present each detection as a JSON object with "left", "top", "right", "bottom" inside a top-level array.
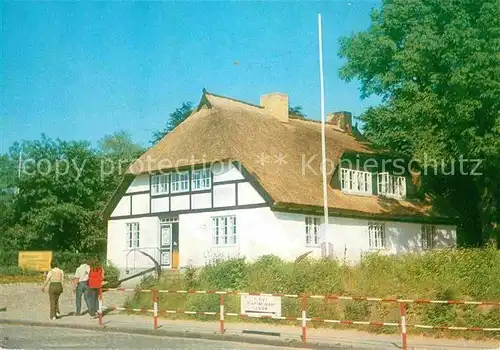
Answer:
[{"left": 0, "top": 325, "right": 298, "bottom": 349}]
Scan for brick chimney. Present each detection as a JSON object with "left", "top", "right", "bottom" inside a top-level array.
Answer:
[
  {"left": 260, "top": 93, "right": 289, "bottom": 123},
  {"left": 328, "top": 111, "right": 352, "bottom": 133}
]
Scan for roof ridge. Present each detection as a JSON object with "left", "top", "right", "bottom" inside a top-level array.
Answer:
[{"left": 204, "top": 89, "right": 264, "bottom": 110}]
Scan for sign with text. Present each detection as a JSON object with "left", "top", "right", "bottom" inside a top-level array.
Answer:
[
  {"left": 240, "top": 295, "right": 281, "bottom": 317},
  {"left": 18, "top": 251, "right": 52, "bottom": 272}
]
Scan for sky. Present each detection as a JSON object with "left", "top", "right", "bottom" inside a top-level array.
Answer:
[{"left": 1, "top": 0, "right": 382, "bottom": 154}]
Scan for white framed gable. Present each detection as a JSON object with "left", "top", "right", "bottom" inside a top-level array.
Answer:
[
  {"left": 126, "top": 174, "right": 150, "bottom": 193},
  {"left": 212, "top": 162, "right": 244, "bottom": 183}
]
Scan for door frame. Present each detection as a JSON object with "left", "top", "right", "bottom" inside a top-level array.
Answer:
[
  {"left": 159, "top": 216, "right": 179, "bottom": 268},
  {"left": 159, "top": 222, "right": 173, "bottom": 267}
]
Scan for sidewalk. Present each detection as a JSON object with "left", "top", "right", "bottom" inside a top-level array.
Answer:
[{"left": 1, "top": 283, "right": 499, "bottom": 349}]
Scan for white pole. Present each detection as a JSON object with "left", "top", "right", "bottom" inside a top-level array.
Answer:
[
  {"left": 18, "top": 147, "right": 23, "bottom": 180},
  {"left": 318, "top": 13, "right": 329, "bottom": 254}
]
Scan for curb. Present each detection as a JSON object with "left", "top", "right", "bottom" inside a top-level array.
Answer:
[{"left": 0, "top": 319, "right": 348, "bottom": 349}]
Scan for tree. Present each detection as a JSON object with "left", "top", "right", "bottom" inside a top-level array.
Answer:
[
  {"left": 98, "top": 130, "right": 143, "bottom": 160},
  {"left": 289, "top": 105, "right": 306, "bottom": 119},
  {"left": 97, "top": 131, "right": 145, "bottom": 190},
  {"left": 339, "top": 0, "right": 500, "bottom": 246},
  {"left": 151, "top": 102, "right": 194, "bottom": 145}
]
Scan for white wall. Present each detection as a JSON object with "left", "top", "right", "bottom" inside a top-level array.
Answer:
[
  {"left": 107, "top": 161, "right": 456, "bottom": 269},
  {"left": 107, "top": 216, "right": 160, "bottom": 271},
  {"left": 212, "top": 162, "right": 244, "bottom": 182},
  {"left": 126, "top": 175, "right": 149, "bottom": 193}
]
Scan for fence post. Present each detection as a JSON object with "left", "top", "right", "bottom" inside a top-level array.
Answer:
[
  {"left": 301, "top": 294, "right": 307, "bottom": 344},
  {"left": 98, "top": 288, "right": 103, "bottom": 325},
  {"left": 400, "top": 302, "right": 407, "bottom": 350},
  {"left": 219, "top": 294, "right": 225, "bottom": 334},
  {"left": 153, "top": 289, "right": 158, "bottom": 331}
]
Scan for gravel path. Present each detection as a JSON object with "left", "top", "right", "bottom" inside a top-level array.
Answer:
[
  {"left": 0, "top": 282, "right": 133, "bottom": 320},
  {"left": 1, "top": 283, "right": 499, "bottom": 350}
]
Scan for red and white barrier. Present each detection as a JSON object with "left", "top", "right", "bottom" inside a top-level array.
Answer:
[
  {"left": 98, "top": 287, "right": 500, "bottom": 350},
  {"left": 400, "top": 303, "right": 407, "bottom": 350},
  {"left": 102, "top": 288, "right": 500, "bottom": 306}
]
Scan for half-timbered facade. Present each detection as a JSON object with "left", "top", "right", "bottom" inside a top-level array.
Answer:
[{"left": 103, "top": 90, "right": 457, "bottom": 274}]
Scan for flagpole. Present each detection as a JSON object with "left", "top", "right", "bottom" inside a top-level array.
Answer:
[
  {"left": 318, "top": 13, "right": 329, "bottom": 255},
  {"left": 18, "top": 147, "right": 23, "bottom": 180}
]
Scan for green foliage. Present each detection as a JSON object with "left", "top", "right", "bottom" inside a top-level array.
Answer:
[
  {"left": 103, "top": 261, "right": 120, "bottom": 286},
  {"left": 151, "top": 102, "right": 193, "bottom": 145},
  {"left": 0, "top": 131, "right": 142, "bottom": 255},
  {"left": 338, "top": 0, "right": 500, "bottom": 246},
  {"left": 128, "top": 249, "right": 500, "bottom": 339},
  {"left": 288, "top": 105, "right": 306, "bottom": 118},
  {"left": 199, "top": 256, "right": 247, "bottom": 290},
  {"left": 0, "top": 266, "right": 40, "bottom": 276}
]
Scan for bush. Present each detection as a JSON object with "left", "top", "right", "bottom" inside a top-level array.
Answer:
[
  {"left": 0, "top": 266, "right": 40, "bottom": 276},
  {"left": 103, "top": 261, "right": 120, "bottom": 286},
  {"left": 125, "top": 247, "right": 500, "bottom": 340},
  {"left": 0, "top": 250, "right": 106, "bottom": 273}
]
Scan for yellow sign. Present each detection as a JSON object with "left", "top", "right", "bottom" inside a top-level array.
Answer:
[{"left": 18, "top": 251, "right": 53, "bottom": 272}]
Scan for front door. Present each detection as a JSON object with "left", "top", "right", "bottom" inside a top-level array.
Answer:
[
  {"left": 159, "top": 221, "right": 180, "bottom": 269},
  {"left": 160, "top": 224, "right": 172, "bottom": 267}
]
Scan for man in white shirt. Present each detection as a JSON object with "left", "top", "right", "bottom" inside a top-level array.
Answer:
[{"left": 73, "top": 259, "right": 91, "bottom": 316}]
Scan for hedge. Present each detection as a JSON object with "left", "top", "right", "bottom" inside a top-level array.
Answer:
[
  {"left": 126, "top": 247, "right": 500, "bottom": 340},
  {"left": 0, "top": 250, "right": 120, "bottom": 285}
]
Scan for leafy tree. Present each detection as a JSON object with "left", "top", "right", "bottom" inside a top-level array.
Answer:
[
  {"left": 97, "top": 131, "right": 145, "bottom": 190},
  {"left": 98, "top": 130, "right": 144, "bottom": 159},
  {"left": 339, "top": 0, "right": 500, "bottom": 246},
  {"left": 289, "top": 105, "right": 306, "bottom": 118},
  {"left": 151, "top": 102, "right": 194, "bottom": 145}
]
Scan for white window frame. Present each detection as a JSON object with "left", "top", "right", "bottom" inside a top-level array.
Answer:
[
  {"left": 421, "top": 224, "right": 436, "bottom": 250},
  {"left": 171, "top": 171, "right": 189, "bottom": 193},
  {"left": 212, "top": 215, "right": 237, "bottom": 246},
  {"left": 151, "top": 174, "right": 170, "bottom": 195},
  {"left": 378, "top": 172, "right": 406, "bottom": 198},
  {"left": 340, "top": 168, "right": 372, "bottom": 195},
  {"left": 368, "top": 222, "right": 385, "bottom": 249},
  {"left": 191, "top": 168, "right": 211, "bottom": 191},
  {"left": 126, "top": 222, "right": 140, "bottom": 248},
  {"left": 305, "top": 216, "right": 320, "bottom": 246}
]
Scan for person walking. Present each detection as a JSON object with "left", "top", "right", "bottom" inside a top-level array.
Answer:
[
  {"left": 41, "top": 259, "right": 64, "bottom": 320},
  {"left": 87, "top": 259, "right": 104, "bottom": 318},
  {"left": 73, "top": 258, "right": 91, "bottom": 316}
]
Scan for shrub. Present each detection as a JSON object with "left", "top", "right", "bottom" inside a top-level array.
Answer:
[
  {"left": 0, "top": 266, "right": 40, "bottom": 276},
  {"left": 125, "top": 247, "right": 500, "bottom": 340},
  {"left": 103, "top": 261, "right": 120, "bottom": 286}
]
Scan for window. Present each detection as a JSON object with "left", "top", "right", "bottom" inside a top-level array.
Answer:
[
  {"left": 305, "top": 217, "right": 320, "bottom": 246},
  {"left": 212, "top": 215, "right": 237, "bottom": 246},
  {"left": 340, "top": 168, "right": 372, "bottom": 195},
  {"left": 151, "top": 174, "right": 169, "bottom": 195},
  {"left": 126, "top": 222, "right": 140, "bottom": 248},
  {"left": 368, "top": 222, "right": 385, "bottom": 249},
  {"left": 171, "top": 171, "right": 189, "bottom": 193},
  {"left": 192, "top": 168, "right": 211, "bottom": 191},
  {"left": 421, "top": 224, "right": 436, "bottom": 250},
  {"left": 378, "top": 173, "right": 406, "bottom": 198}
]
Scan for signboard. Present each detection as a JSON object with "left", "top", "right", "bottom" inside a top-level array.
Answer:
[
  {"left": 18, "top": 251, "right": 52, "bottom": 272},
  {"left": 240, "top": 295, "right": 281, "bottom": 317}
]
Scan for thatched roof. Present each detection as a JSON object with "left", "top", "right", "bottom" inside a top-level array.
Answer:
[{"left": 120, "top": 90, "right": 454, "bottom": 223}]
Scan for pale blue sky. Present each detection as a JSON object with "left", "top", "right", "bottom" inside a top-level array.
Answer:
[{"left": 1, "top": 0, "right": 381, "bottom": 153}]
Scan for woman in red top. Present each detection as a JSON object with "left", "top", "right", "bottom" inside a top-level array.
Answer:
[{"left": 87, "top": 259, "right": 104, "bottom": 318}]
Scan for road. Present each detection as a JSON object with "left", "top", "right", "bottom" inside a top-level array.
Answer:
[{"left": 0, "top": 325, "right": 300, "bottom": 349}]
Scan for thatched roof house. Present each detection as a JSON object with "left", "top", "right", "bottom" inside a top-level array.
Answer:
[{"left": 104, "top": 90, "right": 455, "bottom": 224}]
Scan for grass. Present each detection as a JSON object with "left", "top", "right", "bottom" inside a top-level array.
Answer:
[{"left": 124, "top": 247, "right": 500, "bottom": 340}]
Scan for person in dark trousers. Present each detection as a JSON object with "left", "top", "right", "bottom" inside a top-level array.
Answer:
[
  {"left": 73, "top": 258, "right": 91, "bottom": 315},
  {"left": 41, "top": 259, "right": 64, "bottom": 320},
  {"left": 87, "top": 259, "right": 104, "bottom": 318}
]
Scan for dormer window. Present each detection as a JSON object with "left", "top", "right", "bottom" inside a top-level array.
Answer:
[
  {"left": 378, "top": 173, "right": 406, "bottom": 198},
  {"left": 340, "top": 168, "right": 372, "bottom": 195}
]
